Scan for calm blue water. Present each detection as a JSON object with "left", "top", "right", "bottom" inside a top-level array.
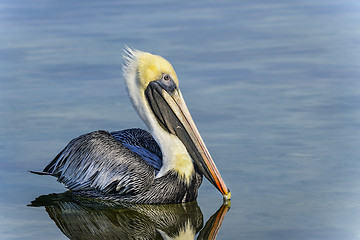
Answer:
[{"left": 1, "top": 0, "right": 360, "bottom": 239}]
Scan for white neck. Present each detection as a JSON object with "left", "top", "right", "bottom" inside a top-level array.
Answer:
[{"left": 123, "top": 52, "right": 194, "bottom": 183}]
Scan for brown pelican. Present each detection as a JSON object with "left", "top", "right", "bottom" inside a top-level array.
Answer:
[{"left": 32, "top": 49, "right": 231, "bottom": 204}]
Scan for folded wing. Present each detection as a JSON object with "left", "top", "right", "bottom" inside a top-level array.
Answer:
[{"left": 42, "top": 129, "right": 163, "bottom": 197}]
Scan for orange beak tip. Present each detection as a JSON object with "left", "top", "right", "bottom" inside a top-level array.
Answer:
[{"left": 223, "top": 189, "right": 231, "bottom": 201}]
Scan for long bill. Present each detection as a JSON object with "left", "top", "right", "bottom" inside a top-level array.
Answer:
[{"left": 145, "top": 81, "right": 231, "bottom": 200}]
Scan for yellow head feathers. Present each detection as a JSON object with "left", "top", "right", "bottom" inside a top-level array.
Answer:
[
  {"left": 123, "top": 48, "right": 179, "bottom": 90},
  {"left": 137, "top": 51, "right": 178, "bottom": 89}
]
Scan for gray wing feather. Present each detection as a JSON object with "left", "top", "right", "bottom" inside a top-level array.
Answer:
[
  {"left": 43, "top": 130, "right": 156, "bottom": 196},
  {"left": 111, "top": 129, "right": 163, "bottom": 172}
]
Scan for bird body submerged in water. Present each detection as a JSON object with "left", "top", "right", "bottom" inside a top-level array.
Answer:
[{"left": 33, "top": 49, "right": 230, "bottom": 204}]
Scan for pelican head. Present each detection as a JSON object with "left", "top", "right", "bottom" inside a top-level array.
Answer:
[{"left": 123, "top": 48, "right": 230, "bottom": 200}]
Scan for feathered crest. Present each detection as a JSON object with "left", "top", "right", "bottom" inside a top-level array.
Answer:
[{"left": 122, "top": 46, "right": 139, "bottom": 77}]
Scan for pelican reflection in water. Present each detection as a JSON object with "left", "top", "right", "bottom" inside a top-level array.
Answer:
[
  {"left": 32, "top": 49, "right": 230, "bottom": 204},
  {"left": 29, "top": 193, "right": 230, "bottom": 239}
]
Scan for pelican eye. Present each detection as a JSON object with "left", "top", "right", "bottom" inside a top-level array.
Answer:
[
  {"left": 163, "top": 74, "right": 171, "bottom": 82},
  {"left": 155, "top": 73, "right": 177, "bottom": 94}
]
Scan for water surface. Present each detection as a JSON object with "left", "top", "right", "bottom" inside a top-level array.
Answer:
[{"left": 1, "top": 1, "right": 360, "bottom": 239}]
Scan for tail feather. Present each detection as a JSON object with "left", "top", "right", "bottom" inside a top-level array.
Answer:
[{"left": 29, "top": 170, "right": 52, "bottom": 176}]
